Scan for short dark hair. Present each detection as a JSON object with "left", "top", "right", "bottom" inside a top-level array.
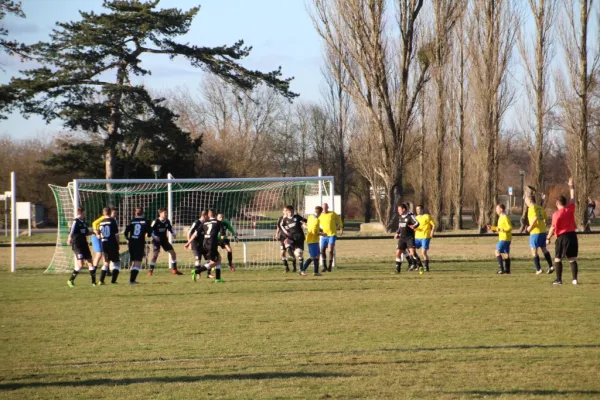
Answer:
[
  {"left": 285, "top": 205, "right": 294, "bottom": 212},
  {"left": 201, "top": 210, "right": 208, "bottom": 218},
  {"left": 398, "top": 203, "right": 408, "bottom": 211},
  {"left": 102, "top": 207, "right": 111, "bottom": 215},
  {"left": 557, "top": 195, "right": 567, "bottom": 206},
  {"left": 416, "top": 204, "right": 424, "bottom": 209},
  {"left": 208, "top": 208, "right": 216, "bottom": 217},
  {"left": 497, "top": 203, "right": 506, "bottom": 211},
  {"left": 135, "top": 208, "right": 143, "bottom": 216},
  {"left": 315, "top": 206, "right": 323, "bottom": 213},
  {"left": 77, "top": 207, "right": 84, "bottom": 213},
  {"left": 158, "top": 207, "right": 167, "bottom": 214}
]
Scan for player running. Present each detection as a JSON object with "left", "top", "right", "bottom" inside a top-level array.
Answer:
[
  {"left": 394, "top": 204, "right": 423, "bottom": 274},
  {"left": 278, "top": 205, "right": 307, "bottom": 273},
  {"left": 217, "top": 213, "right": 238, "bottom": 271},
  {"left": 525, "top": 196, "right": 554, "bottom": 274},
  {"left": 96, "top": 207, "right": 121, "bottom": 285},
  {"left": 300, "top": 206, "right": 324, "bottom": 276},
  {"left": 487, "top": 204, "right": 513, "bottom": 274},
  {"left": 319, "top": 202, "right": 343, "bottom": 272},
  {"left": 185, "top": 210, "right": 209, "bottom": 281},
  {"left": 124, "top": 208, "right": 152, "bottom": 285},
  {"left": 203, "top": 209, "right": 226, "bottom": 282},
  {"left": 546, "top": 177, "right": 579, "bottom": 285},
  {"left": 149, "top": 207, "right": 182, "bottom": 275},
  {"left": 66, "top": 207, "right": 96, "bottom": 287},
  {"left": 414, "top": 205, "right": 436, "bottom": 272}
]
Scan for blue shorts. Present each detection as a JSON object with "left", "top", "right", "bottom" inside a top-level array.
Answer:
[
  {"left": 320, "top": 236, "right": 336, "bottom": 248},
  {"left": 91, "top": 235, "right": 102, "bottom": 253},
  {"left": 308, "top": 243, "right": 320, "bottom": 258},
  {"left": 415, "top": 238, "right": 431, "bottom": 250},
  {"left": 530, "top": 233, "right": 547, "bottom": 248},
  {"left": 496, "top": 240, "right": 511, "bottom": 254}
]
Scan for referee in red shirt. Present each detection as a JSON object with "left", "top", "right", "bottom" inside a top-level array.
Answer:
[{"left": 546, "top": 177, "right": 579, "bottom": 285}]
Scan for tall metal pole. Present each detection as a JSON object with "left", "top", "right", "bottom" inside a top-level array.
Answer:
[
  {"left": 11, "top": 172, "right": 16, "bottom": 272},
  {"left": 167, "top": 173, "right": 174, "bottom": 268},
  {"left": 318, "top": 168, "right": 323, "bottom": 206}
]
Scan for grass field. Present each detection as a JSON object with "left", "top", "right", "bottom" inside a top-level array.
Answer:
[{"left": 1, "top": 237, "right": 599, "bottom": 399}]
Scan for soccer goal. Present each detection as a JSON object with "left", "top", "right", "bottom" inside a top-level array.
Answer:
[{"left": 46, "top": 175, "right": 334, "bottom": 273}]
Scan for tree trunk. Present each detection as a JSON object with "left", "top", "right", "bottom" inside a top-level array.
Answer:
[
  {"left": 576, "top": 0, "right": 590, "bottom": 232},
  {"left": 105, "top": 61, "right": 127, "bottom": 179},
  {"left": 434, "top": 75, "right": 445, "bottom": 231},
  {"left": 364, "top": 176, "right": 372, "bottom": 223}
]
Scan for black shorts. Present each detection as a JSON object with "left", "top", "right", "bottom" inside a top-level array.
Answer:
[
  {"left": 204, "top": 240, "right": 220, "bottom": 261},
  {"left": 397, "top": 237, "right": 416, "bottom": 252},
  {"left": 73, "top": 242, "right": 92, "bottom": 261},
  {"left": 291, "top": 233, "right": 304, "bottom": 251},
  {"left": 128, "top": 242, "right": 146, "bottom": 262},
  {"left": 555, "top": 232, "right": 578, "bottom": 259},
  {"left": 153, "top": 239, "right": 174, "bottom": 252},
  {"left": 191, "top": 241, "right": 206, "bottom": 260},
  {"left": 102, "top": 243, "right": 120, "bottom": 263},
  {"left": 219, "top": 238, "right": 231, "bottom": 249}
]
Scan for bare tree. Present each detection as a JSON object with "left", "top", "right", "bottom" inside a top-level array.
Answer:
[{"left": 311, "top": 0, "right": 428, "bottom": 230}]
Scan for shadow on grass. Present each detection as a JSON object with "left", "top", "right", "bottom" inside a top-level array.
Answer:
[
  {"left": 454, "top": 389, "right": 600, "bottom": 397},
  {"left": 0, "top": 371, "right": 349, "bottom": 391}
]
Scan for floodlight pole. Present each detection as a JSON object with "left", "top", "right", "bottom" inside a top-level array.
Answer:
[{"left": 10, "top": 172, "right": 16, "bottom": 273}]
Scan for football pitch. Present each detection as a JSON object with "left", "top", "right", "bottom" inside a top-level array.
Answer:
[{"left": 0, "top": 237, "right": 599, "bottom": 399}]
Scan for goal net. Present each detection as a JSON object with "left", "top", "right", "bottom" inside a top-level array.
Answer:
[{"left": 46, "top": 176, "right": 333, "bottom": 273}]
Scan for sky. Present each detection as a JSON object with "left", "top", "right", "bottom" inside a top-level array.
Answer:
[{"left": 0, "top": 0, "right": 323, "bottom": 139}]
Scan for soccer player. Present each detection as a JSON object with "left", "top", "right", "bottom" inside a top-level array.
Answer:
[
  {"left": 217, "top": 213, "right": 238, "bottom": 271},
  {"left": 91, "top": 212, "right": 106, "bottom": 275},
  {"left": 124, "top": 208, "right": 152, "bottom": 285},
  {"left": 394, "top": 203, "right": 423, "bottom": 273},
  {"left": 487, "top": 204, "right": 512, "bottom": 274},
  {"left": 149, "top": 207, "right": 182, "bottom": 275},
  {"left": 203, "top": 209, "right": 226, "bottom": 282},
  {"left": 525, "top": 196, "right": 554, "bottom": 274},
  {"left": 414, "top": 205, "right": 436, "bottom": 273},
  {"left": 185, "top": 210, "right": 209, "bottom": 281},
  {"left": 274, "top": 208, "right": 290, "bottom": 271},
  {"left": 319, "top": 202, "right": 343, "bottom": 272},
  {"left": 300, "top": 206, "right": 324, "bottom": 276},
  {"left": 278, "top": 205, "right": 307, "bottom": 273},
  {"left": 96, "top": 207, "right": 121, "bottom": 284},
  {"left": 66, "top": 207, "right": 96, "bottom": 287},
  {"left": 546, "top": 177, "right": 579, "bottom": 285}
]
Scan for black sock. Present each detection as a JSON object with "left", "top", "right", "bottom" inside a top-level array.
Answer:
[
  {"left": 555, "top": 261, "right": 563, "bottom": 282},
  {"left": 544, "top": 252, "right": 553, "bottom": 268},
  {"left": 216, "top": 267, "right": 221, "bottom": 280},
  {"left": 292, "top": 259, "right": 297, "bottom": 271},
  {"left": 287, "top": 247, "right": 294, "bottom": 258},
  {"left": 111, "top": 269, "right": 119, "bottom": 283},
  {"left": 89, "top": 268, "right": 96, "bottom": 284},
  {"left": 505, "top": 258, "right": 511, "bottom": 273},
  {"left": 313, "top": 258, "right": 319, "bottom": 274},
  {"left": 298, "top": 257, "right": 303, "bottom": 270},
  {"left": 570, "top": 261, "right": 578, "bottom": 281},
  {"left": 497, "top": 256, "right": 504, "bottom": 272},
  {"left": 130, "top": 269, "right": 139, "bottom": 283},
  {"left": 395, "top": 259, "right": 402, "bottom": 273},
  {"left": 69, "top": 269, "right": 80, "bottom": 282},
  {"left": 302, "top": 258, "right": 311, "bottom": 272},
  {"left": 328, "top": 259, "right": 333, "bottom": 270},
  {"left": 413, "top": 254, "right": 423, "bottom": 268},
  {"left": 534, "top": 255, "right": 541, "bottom": 271},
  {"left": 424, "top": 260, "right": 429, "bottom": 270},
  {"left": 282, "top": 259, "right": 289, "bottom": 270},
  {"left": 100, "top": 269, "right": 107, "bottom": 283},
  {"left": 322, "top": 255, "right": 327, "bottom": 269},
  {"left": 227, "top": 252, "right": 233, "bottom": 266},
  {"left": 172, "top": 262, "right": 178, "bottom": 271},
  {"left": 150, "top": 263, "right": 155, "bottom": 271}
]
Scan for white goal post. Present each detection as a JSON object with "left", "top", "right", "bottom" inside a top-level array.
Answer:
[{"left": 46, "top": 175, "right": 335, "bottom": 273}]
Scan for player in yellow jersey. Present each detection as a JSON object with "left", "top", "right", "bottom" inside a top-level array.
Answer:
[
  {"left": 319, "top": 203, "right": 343, "bottom": 272},
  {"left": 300, "top": 206, "right": 324, "bottom": 276},
  {"left": 487, "top": 204, "right": 513, "bottom": 274},
  {"left": 525, "top": 196, "right": 554, "bottom": 274},
  {"left": 414, "top": 205, "right": 436, "bottom": 272},
  {"left": 91, "top": 213, "right": 105, "bottom": 270}
]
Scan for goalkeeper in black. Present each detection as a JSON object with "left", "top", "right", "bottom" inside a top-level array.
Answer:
[
  {"left": 124, "top": 207, "right": 152, "bottom": 285},
  {"left": 394, "top": 203, "right": 423, "bottom": 273}
]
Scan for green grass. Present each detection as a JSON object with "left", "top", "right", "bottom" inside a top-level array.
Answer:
[{"left": 1, "top": 253, "right": 599, "bottom": 399}]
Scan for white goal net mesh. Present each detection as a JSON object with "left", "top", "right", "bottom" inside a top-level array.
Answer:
[{"left": 46, "top": 177, "right": 332, "bottom": 273}]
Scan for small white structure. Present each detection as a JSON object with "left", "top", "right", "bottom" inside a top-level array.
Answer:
[{"left": 16, "top": 202, "right": 32, "bottom": 236}]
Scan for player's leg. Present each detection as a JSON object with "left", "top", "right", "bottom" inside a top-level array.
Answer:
[
  {"left": 214, "top": 251, "right": 224, "bottom": 282},
  {"left": 280, "top": 241, "right": 290, "bottom": 272},
  {"left": 552, "top": 235, "right": 565, "bottom": 284},
  {"left": 149, "top": 242, "right": 159, "bottom": 275},
  {"left": 530, "top": 235, "right": 543, "bottom": 273},
  {"left": 421, "top": 239, "right": 430, "bottom": 271},
  {"left": 395, "top": 245, "right": 403, "bottom": 273},
  {"left": 68, "top": 250, "right": 84, "bottom": 287},
  {"left": 566, "top": 233, "right": 579, "bottom": 284},
  {"left": 495, "top": 241, "right": 505, "bottom": 274},
  {"left": 294, "top": 243, "right": 304, "bottom": 274},
  {"left": 327, "top": 237, "right": 336, "bottom": 272},
  {"left": 164, "top": 241, "right": 181, "bottom": 275},
  {"left": 109, "top": 250, "right": 121, "bottom": 284},
  {"left": 537, "top": 233, "right": 553, "bottom": 273},
  {"left": 408, "top": 239, "right": 423, "bottom": 269},
  {"left": 224, "top": 241, "right": 234, "bottom": 270},
  {"left": 320, "top": 236, "right": 328, "bottom": 272}
]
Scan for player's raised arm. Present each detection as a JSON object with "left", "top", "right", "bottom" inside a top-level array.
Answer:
[{"left": 568, "top": 177, "right": 575, "bottom": 204}]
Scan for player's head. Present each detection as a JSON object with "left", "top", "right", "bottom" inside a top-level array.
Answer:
[
  {"left": 200, "top": 210, "right": 208, "bottom": 220},
  {"left": 77, "top": 207, "right": 85, "bottom": 218},
  {"left": 158, "top": 207, "right": 167, "bottom": 218},
  {"left": 525, "top": 195, "right": 536, "bottom": 207},
  {"left": 397, "top": 203, "right": 408, "bottom": 214},
  {"left": 314, "top": 206, "right": 323, "bottom": 217},
  {"left": 135, "top": 208, "right": 143, "bottom": 217},
  {"left": 208, "top": 208, "right": 216, "bottom": 218},
  {"left": 102, "top": 207, "right": 111, "bottom": 217},
  {"left": 496, "top": 203, "right": 506, "bottom": 215},
  {"left": 416, "top": 205, "right": 424, "bottom": 215},
  {"left": 110, "top": 207, "right": 117, "bottom": 218},
  {"left": 556, "top": 195, "right": 567, "bottom": 209},
  {"left": 322, "top": 203, "right": 329, "bottom": 213},
  {"left": 217, "top": 213, "right": 224, "bottom": 221},
  {"left": 285, "top": 205, "right": 294, "bottom": 216}
]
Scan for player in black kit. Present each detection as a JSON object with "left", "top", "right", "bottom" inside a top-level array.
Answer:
[
  {"left": 394, "top": 203, "right": 423, "bottom": 274},
  {"left": 203, "top": 209, "right": 226, "bottom": 282},
  {"left": 277, "top": 205, "right": 306, "bottom": 273},
  {"left": 67, "top": 207, "right": 96, "bottom": 287},
  {"left": 96, "top": 207, "right": 121, "bottom": 284},
  {"left": 185, "top": 210, "right": 209, "bottom": 281},
  {"left": 149, "top": 207, "right": 182, "bottom": 275},
  {"left": 124, "top": 207, "right": 152, "bottom": 285}
]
